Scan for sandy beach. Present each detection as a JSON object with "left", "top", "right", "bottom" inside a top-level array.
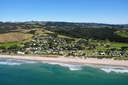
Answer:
[{"left": 0, "top": 55, "right": 128, "bottom": 66}]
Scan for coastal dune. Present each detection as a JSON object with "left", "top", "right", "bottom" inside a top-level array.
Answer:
[{"left": 0, "top": 55, "right": 128, "bottom": 66}]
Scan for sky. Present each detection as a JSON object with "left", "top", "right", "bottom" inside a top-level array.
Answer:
[{"left": 0, "top": 0, "right": 128, "bottom": 24}]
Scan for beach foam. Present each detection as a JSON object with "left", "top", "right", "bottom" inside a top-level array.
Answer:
[
  {"left": 82, "top": 64, "right": 128, "bottom": 73},
  {"left": 0, "top": 58, "right": 37, "bottom": 66},
  {"left": 15, "top": 59, "right": 37, "bottom": 64},
  {"left": 42, "top": 62, "right": 82, "bottom": 71},
  {"left": 0, "top": 61, "right": 21, "bottom": 65},
  {"left": 100, "top": 66, "right": 128, "bottom": 73}
]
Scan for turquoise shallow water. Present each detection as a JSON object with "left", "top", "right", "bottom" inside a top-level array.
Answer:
[{"left": 0, "top": 58, "right": 128, "bottom": 85}]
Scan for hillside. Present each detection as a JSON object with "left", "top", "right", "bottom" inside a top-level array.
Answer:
[
  {"left": 0, "top": 32, "right": 33, "bottom": 43},
  {"left": 48, "top": 27, "right": 128, "bottom": 43},
  {"left": 115, "top": 30, "right": 128, "bottom": 38},
  {"left": 0, "top": 22, "right": 55, "bottom": 43},
  {"left": 0, "top": 21, "right": 128, "bottom": 43}
]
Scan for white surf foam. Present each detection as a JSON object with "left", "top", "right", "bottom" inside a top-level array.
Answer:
[
  {"left": 15, "top": 60, "right": 37, "bottom": 64},
  {"left": 100, "top": 66, "right": 128, "bottom": 73},
  {"left": 0, "top": 61, "right": 21, "bottom": 65},
  {"left": 82, "top": 64, "right": 128, "bottom": 74},
  {"left": 42, "top": 62, "right": 82, "bottom": 71},
  {"left": 0, "top": 58, "right": 37, "bottom": 66}
]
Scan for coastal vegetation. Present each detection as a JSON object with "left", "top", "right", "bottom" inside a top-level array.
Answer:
[{"left": 0, "top": 21, "right": 128, "bottom": 60}]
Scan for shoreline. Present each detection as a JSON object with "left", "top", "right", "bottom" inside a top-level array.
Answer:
[{"left": 0, "top": 55, "right": 128, "bottom": 66}]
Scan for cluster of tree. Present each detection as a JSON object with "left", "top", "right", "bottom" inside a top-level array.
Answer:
[
  {"left": 0, "top": 45, "right": 22, "bottom": 53},
  {"left": 0, "top": 21, "right": 127, "bottom": 43},
  {"left": 51, "top": 27, "right": 128, "bottom": 43},
  {"left": 0, "top": 22, "right": 38, "bottom": 33},
  {"left": 44, "top": 22, "right": 124, "bottom": 28}
]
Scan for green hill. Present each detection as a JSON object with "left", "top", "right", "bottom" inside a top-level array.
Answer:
[
  {"left": 0, "top": 32, "right": 33, "bottom": 43},
  {"left": 115, "top": 30, "right": 128, "bottom": 38}
]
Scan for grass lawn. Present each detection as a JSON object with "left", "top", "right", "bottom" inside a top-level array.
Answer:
[
  {"left": 110, "top": 42, "right": 128, "bottom": 48},
  {"left": 58, "top": 34, "right": 74, "bottom": 39},
  {"left": 115, "top": 30, "right": 128, "bottom": 38},
  {"left": 1, "top": 42, "right": 22, "bottom": 48}
]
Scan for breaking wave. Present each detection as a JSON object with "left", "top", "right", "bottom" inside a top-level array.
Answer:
[
  {"left": 86, "top": 65, "right": 128, "bottom": 73},
  {"left": 42, "top": 62, "right": 82, "bottom": 71},
  {"left": 81, "top": 64, "right": 128, "bottom": 74},
  {"left": 42, "top": 61, "right": 128, "bottom": 73},
  {"left": 1, "top": 58, "right": 127, "bottom": 73},
  {"left": 100, "top": 66, "right": 128, "bottom": 73},
  {"left": 0, "top": 61, "right": 21, "bottom": 65},
  {"left": 0, "top": 58, "right": 37, "bottom": 66}
]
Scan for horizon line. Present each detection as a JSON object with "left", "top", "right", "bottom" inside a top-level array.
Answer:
[{"left": 0, "top": 20, "right": 128, "bottom": 25}]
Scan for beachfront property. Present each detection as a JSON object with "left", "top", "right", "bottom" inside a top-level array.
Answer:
[
  {"left": 7, "top": 35, "right": 128, "bottom": 58},
  {"left": 0, "top": 35, "right": 127, "bottom": 58}
]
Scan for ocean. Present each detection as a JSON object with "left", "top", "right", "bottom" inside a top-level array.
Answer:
[{"left": 0, "top": 58, "right": 128, "bottom": 85}]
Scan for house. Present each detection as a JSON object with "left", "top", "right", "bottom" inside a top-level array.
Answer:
[
  {"left": 100, "top": 52, "right": 105, "bottom": 55},
  {"left": 17, "top": 51, "right": 25, "bottom": 55}
]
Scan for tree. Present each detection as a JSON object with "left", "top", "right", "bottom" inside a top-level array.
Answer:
[
  {"left": 24, "top": 42, "right": 30, "bottom": 48},
  {"left": 8, "top": 45, "right": 22, "bottom": 53},
  {"left": 28, "top": 30, "right": 36, "bottom": 35},
  {"left": 0, "top": 46, "right": 6, "bottom": 52}
]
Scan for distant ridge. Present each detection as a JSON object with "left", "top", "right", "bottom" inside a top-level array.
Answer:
[{"left": 0, "top": 21, "right": 126, "bottom": 28}]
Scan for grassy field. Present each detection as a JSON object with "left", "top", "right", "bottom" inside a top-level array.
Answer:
[
  {"left": 1, "top": 42, "right": 22, "bottom": 48},
  {"left": 115, "top": 30, "right": 128, "bottom": 38},
  {"left": 0, "top": 32, "right": 33, "bottom": 43},
  {"left": 110, "top": 42, "right": 128, "bottom": 48},
  {"left": 58, "top": 34, "right": 74, "bottom": 39}
]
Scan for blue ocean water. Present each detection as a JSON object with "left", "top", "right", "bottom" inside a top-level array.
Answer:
[{"left": 0, "top": 58, "right": 128, "bottom": 85}]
